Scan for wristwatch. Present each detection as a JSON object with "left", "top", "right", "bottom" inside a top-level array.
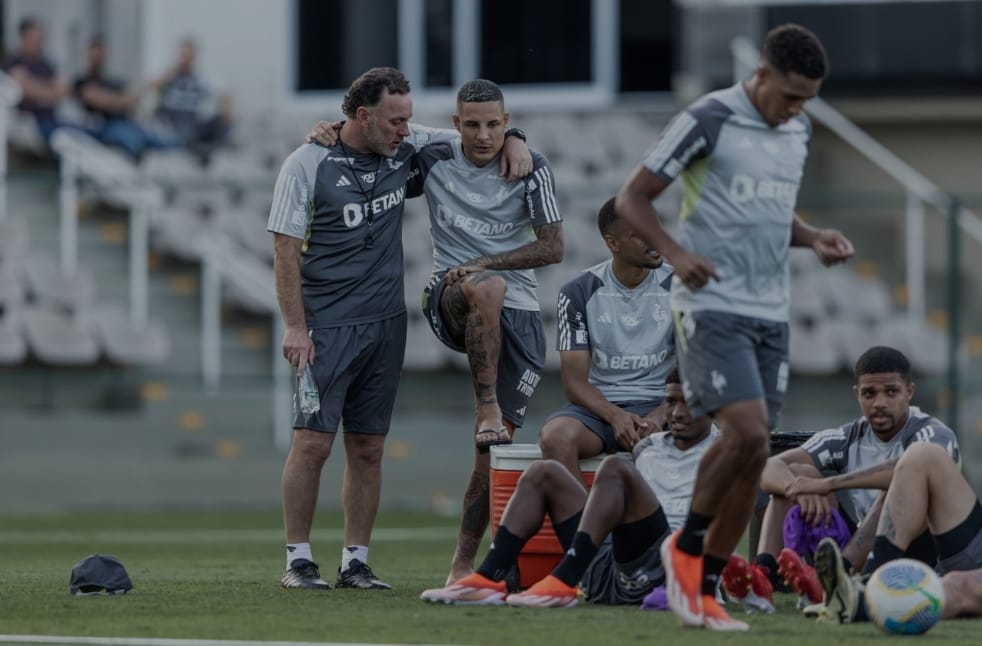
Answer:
[{"left": 504, "top": 127, "right": 527, "bottom": 142}]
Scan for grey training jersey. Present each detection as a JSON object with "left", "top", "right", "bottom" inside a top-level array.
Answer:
[
  {"left": 411, "top": 141, "right": 562, "bottom": 311},
  {"left": 642, "top": 82, "right": 811, "bottom": 322},
  {"left": 800, "top": 406, "right": 960, "bottom": 522},
  {"left": 267, "top": 125, "right": 454, "bottom": 328},
  {"left": 634, "top": 427, "right": 720, "bottom": 530},
  {"left": 557, "top": 260, "right": 675, "bottom": 402}
]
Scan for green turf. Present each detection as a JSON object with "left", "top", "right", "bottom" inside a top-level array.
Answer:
[{"left": 0, "top": 509, "right": 977, "bottom": 645}]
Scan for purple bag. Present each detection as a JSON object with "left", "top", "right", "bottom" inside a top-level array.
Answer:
[
  {"left": 783, "top": 504, "right": 852, "bottom": 559},
  {"left": 641, "top": 585, "right": 669, "bottom": 611}
]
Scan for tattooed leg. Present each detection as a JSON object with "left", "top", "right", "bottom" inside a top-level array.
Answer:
[{"left": 442, "top": 273, "right": 507, "bottom": 439}]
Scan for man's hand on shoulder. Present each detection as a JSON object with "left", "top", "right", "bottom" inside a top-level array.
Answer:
[
  {"left": 306, "top": 120, "right": 341, "bottom": 146},
  {"left": 499, "top": 135, "right": 532, "bottom": 182}
]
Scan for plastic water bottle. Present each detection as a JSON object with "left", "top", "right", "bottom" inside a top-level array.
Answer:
[{"left": 298, "top": 368, "right": 320, "bottom": 414}]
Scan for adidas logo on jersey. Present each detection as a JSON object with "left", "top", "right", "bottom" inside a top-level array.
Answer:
[{"left": 336, "top": 176, "right": 352, "bottom": 187}]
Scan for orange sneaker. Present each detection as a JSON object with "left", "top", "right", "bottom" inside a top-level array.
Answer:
[
  {"left": 702, "top": 594, "right": 750, "bottom": 631},
  {"left": 505, "top": 574, "right": 578, "bottom": 608},
  {"left": 660, "top": 530, "right": 704, "bottom": 627},
  {"left": 721, "top": 554, "right": 775, "bottom": 614},
  {"left": 420, "top": 572, "right": 507, "bottom": 605},
  {"left": 778, "top": 548, "right": 823, "bottom": 605}
]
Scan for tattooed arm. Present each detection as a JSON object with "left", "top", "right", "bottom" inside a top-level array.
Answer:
[
  {"left": 443, "top": 222, "right": 564, "bottom": 285},
  {"left": 786, "top": 458, "right": 898, "bottom": 498}
]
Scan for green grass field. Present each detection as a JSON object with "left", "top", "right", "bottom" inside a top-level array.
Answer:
[{"left": 0, "top": 509, "right": 978, "bottom": 645}]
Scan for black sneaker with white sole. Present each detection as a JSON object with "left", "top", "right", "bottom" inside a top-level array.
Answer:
[
  {"left": 281, "top": 558, "right": 332, "bottom": 589},
  {"left": 336, "top": 559, "right": 392, "bottom": 590}
]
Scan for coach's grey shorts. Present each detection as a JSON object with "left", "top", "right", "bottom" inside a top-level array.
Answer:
[
  {"left": 293, "top": 313, "right": 407, "bottom": 434},
  {"left": 673, "top": 310, "right": 789, "bottom": 429},
  {"left": 579, "top": 524, "right": 670, "bottom": 605},
  {"left": 545, "top": 401, "right": 662, "bottom": 454},
  {"left": 422, "top": 272, "right": 546, "bottom": 427}
]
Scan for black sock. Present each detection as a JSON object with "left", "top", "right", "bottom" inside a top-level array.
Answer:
[
  {"left": 702, "top": 554, "right": 728, "bottom": 596},
  {"left": 677, "top": 511, "right": 712, "bottom": 556},
  {"left": 855, "top": 590, "right": 870, "bottom": 622},
  {"left": 841, "top": 556, "right": 853, "bottom": 575},
  {"left": 553, "top": 511, "right": 583, "bottom": 552},
  {"left": 861, "top": 536, "right": 905, "bottom": 577},
  {"left": 754, "top": 552, "right": 781, "bottom": 588},
  {"left": 476, "top": 525, "right": 526, "bottom": 582},
  {"left": 552, "top": 532, "right": 599, "bottom": 587}
]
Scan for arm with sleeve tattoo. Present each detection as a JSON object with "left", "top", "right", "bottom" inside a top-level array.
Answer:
[{"left": 443, "top": 222, "right": 563, "bottom": 284}]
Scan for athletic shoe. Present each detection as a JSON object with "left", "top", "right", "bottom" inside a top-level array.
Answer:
[
  {"left": 813, "top": 537, "right": 859, "bottom": 624},
  {"left": 660, "top": 530, "right": 704, "bottom": 626},
  {"left": 777, "top": 548, "right": 823, "bottom": 604},
  {"left": 721, "top": 554, "right": 775, "bottom": 614},
  {"left": 281, "top": 558, "right": 332, "bottom": 590},
  {"left": 336, "top": 559, "right": 392, "bottom": 590},
  {"left": 505, "top": 575, "right": 578, "bottom": 608},
  {"left": 702, "top": 594, "right": 750, "bottom": 631},
  {"left": 420, "top": 572, "right": 507, "bottom": 605}
]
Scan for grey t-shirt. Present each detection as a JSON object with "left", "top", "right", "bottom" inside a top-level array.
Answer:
[
  {"left": 800, "top": 406, "right": 960, "bottom": 522},
  {"left": 411, "top": 140, "right": 562, "bottom": 311},
  {"left": 634, "top": 427, "right": 720, "bottom": 530},
  {"left": 557, "top": 259, "right": 675, "bottom": 402},
  {"left": 267, "top": 124, "right": 454, "bottom": 328},
  {"left": 642, "top": 82, "right": 812, "bottom": 322}
]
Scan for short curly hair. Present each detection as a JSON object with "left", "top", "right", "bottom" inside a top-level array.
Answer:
[
  {"left": 762, "top": 24, "right": 828, "bottom": 81},
  {"left": 341, "top": 67, "right": 411, "bottom": 118},
  {"left": 855, "top": 346, "right": 911, "bottom": 383}
]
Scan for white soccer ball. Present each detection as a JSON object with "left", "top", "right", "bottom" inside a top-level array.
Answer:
[{"left": 865, "top": 558, "right": 945, "bottom": 635}]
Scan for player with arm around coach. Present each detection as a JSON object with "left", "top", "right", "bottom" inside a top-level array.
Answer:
[
  {"left": 410, "top": 79, "right": 564, "bottom": 585},
  {"left": 538, "top": 197, "right": 674, "bottom": 483}
]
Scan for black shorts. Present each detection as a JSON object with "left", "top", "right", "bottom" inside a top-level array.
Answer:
[
  {"left": 545, "top": 401, "right": 662, "bottom": 454},
  {"left": 422, "top": 272, "right": 545, "bottom": 427},
  {"left": 579, "top": 513, "right": 671, "bottom": 605},
  {"left": 293, "top": 313, "right": 407, "bottom": 434}
]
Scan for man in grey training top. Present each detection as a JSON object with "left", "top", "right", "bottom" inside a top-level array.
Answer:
[
  {"left": 616, "top": 24, "right": 855, "bottom": 630},
  {"left": 410, "top": 79, "right": 563, "bottom": 584},
  {"left": 267, "top": 68, "right": 531, "bottom": 592}
]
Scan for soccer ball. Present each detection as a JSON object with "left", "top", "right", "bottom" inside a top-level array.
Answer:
[{"left": 865, "top": 559, "right": 945, "bottom": 635}]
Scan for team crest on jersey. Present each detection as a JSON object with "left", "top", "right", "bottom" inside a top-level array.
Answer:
[
  {"left": 466, "top": 191, "right": 484, "bottom": 203},
  {"left": 444, "top": 181, "right": 455, "bottom": 194},
  {"left": 495, "top": 185, "right": 510, "bottom": 205},
  {"left": 362, "top": 172, "right": 376, "bottom": 184},
  {"left": 652, "top": 303, "right": 667, "bottom": 324},
  {"left": 387, "top": 158, "right": 404, "bottom": 170},
  {"left": 682, "top": 314, "right": 696, "bottom": 338},
  {"left": 711, "top": 370, "right": 728, "bottom": 395},
  {"left": 594, "top": 349, "right": 609, "bottom": 369}
]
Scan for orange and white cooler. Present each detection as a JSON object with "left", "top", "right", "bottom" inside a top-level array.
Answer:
[{"left": 489, "top": 443, "right": 608, "bottom": 589}]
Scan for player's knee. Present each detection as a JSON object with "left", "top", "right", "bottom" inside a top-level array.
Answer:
[
  {"left": 461, "top": 273, "right": 507, "bottom": 308},
  {"left": 593, "top": 454, "right": 632, "bottom": 484},
  {"left": 292, "top": 433, "right": 333, "bottom": 464},
  {"left": 898, "top": 441, "right": 949, "bottom": 470},
  {"left": 345, "top": 436, "right": 385, "bottom": 465},
  {"left": 519, "top": 459, "right": 566, "bottom": 489},
  {"left": 539, "top": 424, "right": 573, "bottom": 461}
]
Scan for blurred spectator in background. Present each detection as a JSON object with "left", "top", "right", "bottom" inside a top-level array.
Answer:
[
  {"left": 75, "top": 34, "right": 179, "bottom": 160},
  {"left": 152, "top": 38, "right": 235, "bottom": 161},
  {"left": 3, "top": 16, "right": 72, "bottom": 147}
]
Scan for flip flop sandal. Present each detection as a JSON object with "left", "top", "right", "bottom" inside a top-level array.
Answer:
[{"left": 475, "top": 427, "right": 512, "bottom": 454}]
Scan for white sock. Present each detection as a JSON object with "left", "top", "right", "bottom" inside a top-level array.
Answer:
[
  {"left": 341, "top": 545, "right": 368, "bottom": 570},
  {"left": 286, "top": 543, "right": 313, "bottom": 568}
]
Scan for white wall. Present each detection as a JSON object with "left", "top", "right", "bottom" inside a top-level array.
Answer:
[{"left": 140, "top": 0, "right": 289, "bottom": 115}]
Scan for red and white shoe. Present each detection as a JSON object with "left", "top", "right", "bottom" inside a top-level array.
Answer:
[
  {"left": 778, "top": 548, "right": 824, "bottom": 605},
  {"left": 721, "top": 554, "right": 775, "bottom": 614},
  {"left": 505, "top": 575, "right": 579, "bottom": 608},
  {"left": 702, "top": 594, "right": 750, "bottom": 631}
]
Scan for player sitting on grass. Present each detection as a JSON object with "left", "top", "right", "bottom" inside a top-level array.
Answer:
[
  {"left": 813, "top": 437, "right": 982, "bottom": 622},
  {"left": 724, "top": 346, "right": 959, "bottom": 609},
  {"left": 420, "top": 368, "right": 718, "bottom": 607}
]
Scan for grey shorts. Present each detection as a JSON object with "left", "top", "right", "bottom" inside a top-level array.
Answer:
[
  {"left": 422, "top": 272, "right": 546, "bottom": 427},
  {"left": 579, "top": 520, "right": 671, "bottom": 605},
  {"left": 293, "top": 313, "right": 407, "bottom": 434},
  {"left": 673, "top": 310, "right": 789, "bottom": 429},
  {"left": 545, "top": 401, "right": 662, "bottom": 454}
]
